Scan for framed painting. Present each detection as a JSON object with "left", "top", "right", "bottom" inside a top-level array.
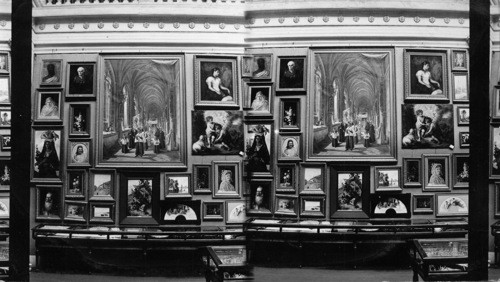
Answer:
[
  {"left": 279, "top": 98, "right": 300, "bottom": 131},
  {"left": 67, "top": 62, "right": 96, "bottom": 97},
  {"left": 0, "top": 161, "right": 10, "bottom": 190},
  {"left": 65, "top": 169, "right": 86, "bottom": 199},
  {"left": 64, "top": 201, "right": 87, "bottom": 222},
  {"left": 452, "top": 73, "right": 469, "bottom": 103},
  {"left": 89, "top": 202, "right": 115, "bottom": 223},
  {"left": 247, "top": 178, "right": 273, "bottom": 215},
  {"left": 250, "top": 54, "right": 272, "bottom": 80},
  {"left": 451, "top": 50, "right": 468, "bottom": 71},
  {"left": 0, "top": 53, "right": 8, "bottom": 73},
  {"left": 1, "top": 135, "right": 10, "bottom": 151},
  {"left": 274, "top": 195, "right": 298, "bottom": 217},
  {"left": 0, "top": 77, "right": 9, "bottom": 104},
  {"left": 0, "top": 108, "right": 11, "bottom": 127},
  {"left": 330, "top": 165, "right": 370, "bottom": 219},
  {"left": 98, "top": 55, "right": 187, "bottom": 168},
  {"left": 299, "top": 163, "right": 326, "bottom": 195},
  {"left": 36, "top": 185, "right": 62, "bottom": 221},
  {"left": 422, "top": 154, "right": 451, "bottom": 192},
  {"left": 404, "top": 49, "right": 448, "bottom": 101},
  {"left": 193, "top": 164, "right": 211, "bottom": 194},
  {"left": 226, "top": 201, "right": 247, "bottom": 224},
  {"left": 308, "top": 49, "right": 396, "bottom": 162},
  {"left": 276, "top": 56, "right": 306, "bottom": 91},
  {"left": 275, "top": 163, "right": 298, "bottom": 193},
  {"left": 194, "top": 56, "right": 239, "bottom": 107},
  {"left": 32, "top": 128, "right": 62, "bottom": 182},
  {"left": 244, "top": 122, "right": 273, "bottom": 177},
  {"left": 245, "top": 83, "right": 273, "bottom": 117},
  {"left": 67, "top": 140, "right": 91, "bottom": 167},
  {"left": 403, "top": 158, "right": 422, "bottom": 188},
  {"left": 0, "top": 196, "right": 9, "bottom": 219},
  {"left": 453, "top": 154, "right": 469, "bottom": 189},
  {"left": 160, "top": 200, "right": 201, "bottom": 225},
  {"left": 278, "top": 133, "right": 301, "bottom": 161},
  {"left": 241, "top": 56, "right": 253, "bottom": 77},
  {"left": 401, "top": 104, "right": 454, "bottom": 149},
  {"left": 0, "top": 242, "right": 8, "bottom": 262},
  {"left": 203, "top": 201, "right": 224, "bottom": 221},
  {"left": 436, "top": 194, "right": 469, "bottom": 217},
  {"left": 493, "top": 125, "right": 500, "bottom": 179},
  {"left": 300, "top": 196, "right": 325, "bottom": 217},
  {"left": 413, "top": 195, "right": 435, "bottom": 214},
  {"left": 213, "top": 161, "right": 241, "bottom": 199},
  {"left": 374, "top": 166, "right": 402, "bottom": 192},
  {"left": 69, "top": 104, "right": 90, "bottom": 137},
  {"left": 119, "top": 172, "right": 160, "bottom": 225},
  {"left": 165, "top": 174, "right": 192, "bottom": 198},
  {"left": 89, "top": 169, "right": 115, "bottom": 201},
  {"left": 459, "top": 132, "right": 470, "bottom": 148},
  {"left": 35, "top": 89, "right": 62, "bottom": 123},
  {"left": 456, "top": 106, "right": 469, "bottom": 126},
  {"left": 370, "top": 193, "right": 411, "bottom": 218},
  {"left": 191, "top": 110, "right": 244, "bottom": 156},
  {"left": 496, "top": 183, "right": 500, "bottom": 217},
  {"left": 41, "top": 59, "right": 62, "bottom": 86}
]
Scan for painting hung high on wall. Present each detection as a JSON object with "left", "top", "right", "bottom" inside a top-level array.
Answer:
[
  {"left": 308, "top": 49, "right": 396, "bottom": 162},
  {"left": 404, "top": 50, "right": 448, "bottom": 101},
  {"left": 41, "top": 59, "right": 62, "bottom": 86},
  {"left": 98, "top": 55, "right": 186, "bottom": 168},
  {"left": 191, "top": 110, "right": 244, "bottom": 155},
  {"left": 401, "top": 104, "right": 454, "bottom": 149},
  {"left": 194, "top": 56, "right": 238, "bottom": 107}
]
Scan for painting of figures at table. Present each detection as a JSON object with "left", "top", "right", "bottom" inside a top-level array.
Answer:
[
  {"left": 310, "top": 50, "right": 395, "bottom": 161},
  {"left": 401, "top": 104, "right": 453, "bottom": 149},
  {"left": 99, "top": 56, "right": 185, "bottom": 167},
  {"left": 191, "top": 110, "right": 244, "bottom": 155}
]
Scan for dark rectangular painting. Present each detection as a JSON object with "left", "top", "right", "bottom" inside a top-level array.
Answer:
[{"left": 402, "top": 104, "right": 453, "bottom": 149}]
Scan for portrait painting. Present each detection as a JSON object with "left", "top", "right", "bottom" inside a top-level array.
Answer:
[
  {"left": 412, "top": 195, "right": 434, "bottom": 214},
  {"left": 436, "top": 194, "right": 469, "bottom": 217},
  {"left": 1, "top": 135, "right": 10, "bottom": 151},
  {"left": 278, "top": 134, "right": 301, "bottom": 161},
  {"left": 452, "top": 73, "right": 468, "bottom": 102},
  {"left": 251, "top": 54, "right": 272, "bottom": 80},
  {"left": 165, "top": 175, "right": 191, "bottom": 198},
  {"left": 241, "top": 56, "right": 253, "bottom": 77},
  {"left": 0, "top": 53, "right": 8, "bottom": 73},
  {"left": 0, "top": 197, "right": 9, "bottom": 219},
  {"left": 453, "top": 154, "right": 469, "bottom": 189},
  {"left": 247, "top": 179, "right": 272, "bottom": 214},
  {"left": 41, "top": 59, "right": 62, "bottom": 85},
  {"left": 195, "top": 56, "right": 238, "bottom": 107},
  {"left": 275, "top": 163, "right": 297, "bottom": 193},
  {"left": 452, "top": 50, "right": 467, "bottom": 71},
  {"left": 310, "top": 50, "right": 396, "bottom": 162},
  {"left": 69, "top": 104, "right": 90, "bottom": 136},
  {"left": 161, "top": 200, "right": 201, "bottom": 225},
  {"left": 226, "top": 201, "right": 246, "bottom": 224},
  {"left": 193, "top": 165, "right": 211, "bottom": 194},
  {"left": 192, "top": 110, "right": 244, "bottom": 156},
  {"left": 68, "top": 141, "right": 91, "bottom": 167},
  {"left": 90, "top": 170, "right": 114, "bottom": 201},
  {"left": 0, "top": 161, "right": 10, "bottom": 190},
  {"left": 331, "top": 166, "right": 370, "bottom": 219},
  {"left": 493, "top": 126, "right": 500, "bottom": 178},
  {"left": 90, "top": 203, "right": 114, "bottom": 223},
  {"left": 67, "top": 63, "right": 95, "bottom": 96},
  {"left": 213, "top": 161, "right": 241, "bottom": 198},
  {"left": 300, "top": 164, "right": 325, "bottom": 195},
  {"left": 277, "top": 56, "right": 306, "bottom": 91},
  {"left": 0, "top": 109, "right": 10, "bottom": 127},
  {"left": 99, "top": 55, "right": 186, "bottom": 168},
  {"left": 300, "top": 196, "right": 325, "bottom": 217},
  {"left": 403, "top": 158, "right": 422, "bottom": 188},
  {"left": 371, "top": 194, "right": 411, "bottom": 218},
  {"left": 32, "top": 129, "right": 61, "bottom": 181},
  {"left": 246, "top": 84, "right": 273, "bottom": 116},
  {"left": 275, "top": 195, "right": 297, "bottom": 216},
  {"left": 460, "top": 132, "right": 470, "bottom": 148},
  {"left": 375, "top": 167, "right": 402, "bottom": 192},
  {"left": 0, "top": 77, "right": 9, "bottom": 104},
  {"left": 279, "top": 98, "right": 300, "bottom": 131},
  {"left": 65, "top": 169, "right": 85, "bottom": 198},
  {"left": 64, "top": 201, "right": 86, "bottom": 222},
  {"left": 203, "top": 201, "right": 224, "bottom": 221},
  {"left": 36, "top": 185, "right": 61, "bottom": 220},
  {"left": 404, "top": 50, "right": 448, "bottom": 100},
  {"left": 245, "top": 123, "right": 272, "bottom": 176},
  {"left": 457, "top": 106, "right": 469, "bottom": 125},
  {"left": 401, "top": 104, "right": 454, "bottom": 149},
  {"left": 423, "top": 154, "right": 450, "bottom": 191},
  {"left": 36, "top": 90, "right": 62, "bottom": 122}
]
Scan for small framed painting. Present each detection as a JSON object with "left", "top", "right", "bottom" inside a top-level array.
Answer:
[
  {"left": 251, "top": 54, "right": 272, "bottom": 80},
  {"left": 165, "top": 174, "right": 192, "bottom": 198},
  {"left": 194, "top": 56, "right": 239, "bottom": 107},
  {"left": 299, "top": 163, "right": 326, "bottom": 195},
  {"left": 275, "top": 163, "right": 298, "bottom": 193},
  {"left": 278, "top": 133, "right": 301, "bottom": 161},
  {"left": 436, "top": 194, "right": 469, "bottom": 217},
  {"left": 0, "top": 196, "right": 9, "bottom": 219},
  {"left": 69, "top": 104, "right": 90, "bottom": 137},
  {"left": 422, "top": 154, "right": 450, "bottom": 192},
  {"left": 160, "top": 200, "right": 201, "bottom": 225},
  {"left": 0, "top": 161, "right": 10, "bottom": 191},
  {"left": 413, "top": 194, "right": 435, "bottom": 215},
  {"left": 451, "top": 50, "right": 468, "bottom": 71},
  {"left": 89, "top": 202, "right": 115, "bottom": 223},
  {"left": 36, "top": 185, "right": 62, "bottom": 221},
  {"left": 241, "top": 56, "right": 253, "bottom": 77},
  {"left": 0, "top": 108, "right": 11, "bottom": 127},
  {"left": 32, "top": 129, "right": 62, "bottom": 182},
  {"left": 203, "top": 201, "right": 224, "bottom": 221},
  {"left": 226, "top": 201, "right": 247, "bottom": 224},
  {"left": 244, "top": 122, "right": 273, "bottom": 177},
  {"left": 453, "top": 154, "right": 469, "bottom": 189},
  {"left": 459, "top": 132, "right": 470, "bottom": 148},
  {"left": 279, "top": 98, "right": 300, "bottom": 131},
  {"left": 370, "top": 193, "right": 411, "bottom": 218},
  {"left": 374, "top": 166, "right": 402, "bottom": 192},
  {"left": 247, "top": 178, "right": 273, "bottom": 215},
  {"left": 331, "top": 166, "right": 370, "bottom": 219},
  {"left": 0, "top": 135, "right": 10, "bottom": 151},
  {"left": 456, "top": 106, "right": 469, "bottom": 126},
  {"left": 35, "top": 89, "right": 62, "bottom": 123},
  {"left": 404, "top": 49, "right": 448, "bottom": 101},
  {"left": 65, "top": 169, "right": 86, "bottom": 199},
  {"left": 245, "top": 83, "right": 273, "bottom": 117},
  {"left": 213, "top": 161, "right": 241, "bottom": 199},
  {"left": 67, "top": 140, "right": 91, "bottom": 167},
  {"left": 0, "top": 53, "right": 8, "bottom": 73},
  {"left": 495, "top": 183, "right": 500, "bottom": 217},
  {"left": 193, "top": 164, "right": 211, "bottom": 194},
  {"left": 89, "top": 169, "right": 115, "bottom": 201},
  {"left": 0, "top": 77, "right": 9, "bottom": 104},
  {"left": 275, "top": 195, "right": 298, "bottom": 217},
  {"left": 64, "top": 201, "right": 87, "bottom": 222},
  {"left": 277, "top": 56, "right": 306, "bottom": 92},
  {"left": 452, "top": 73, "right": 469, "bottom": 102},
  {"left": 300, "top": 196, "right": 325, "bottom": 217},
  {"left": 41, "top": 59, "right": 62, "bottom": 86},
  {"left": 119, "top": 172, "right": 160, "bottom": 225},
  {"left": 67, "top": 62, "right": 96, "bottom": 97},
  {"left": 403, "top": 158, "right": 422, "bottom": 188}
]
